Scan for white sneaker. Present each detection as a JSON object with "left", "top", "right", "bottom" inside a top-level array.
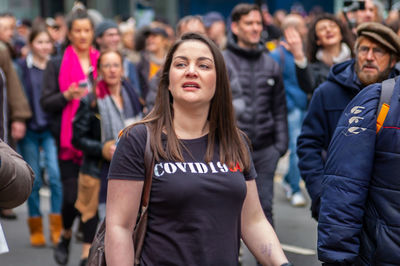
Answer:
[
  {"left": 282, "top": 181, "right": 292, "bottom": 200},
  {"left": 291, "top": 192, "right": 306, "bottom": 207}
]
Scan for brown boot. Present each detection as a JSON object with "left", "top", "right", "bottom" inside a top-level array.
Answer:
[
  {"left": 27, "top": 217, "right": 46, "bottom": 247},
  {"left": 49, "top": 214, "right": 63, "bottom": 246}
]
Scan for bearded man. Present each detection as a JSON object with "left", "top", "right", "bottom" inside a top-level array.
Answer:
[{"left": 297, "top": 22, "right": 400, "bottom": 220}]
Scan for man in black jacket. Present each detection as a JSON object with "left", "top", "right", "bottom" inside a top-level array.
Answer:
[{"left": 223, "top": 3, "right": 288, "bottom": 225}]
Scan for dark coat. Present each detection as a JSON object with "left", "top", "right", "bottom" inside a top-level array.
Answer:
[
  {"left": 297, "top": 59, "right": 363, "bottom": 220},
  {"left": 40, "top": 56, "right": 66, "bottom": 147},
  {"left": 297, "top": 59, "right": 399, "bottom": 220},
  {"left": 295, "top": 61, "right": 330, "bottom": 95},
  {"left": 318, "top": 78, "right": 400, "bottom": 265},
  {"left": 223, "top": 33, "right": 288, "bottom": 155},
  {"left": 72, "top": 79, "right": 142, "bottom": 179}
]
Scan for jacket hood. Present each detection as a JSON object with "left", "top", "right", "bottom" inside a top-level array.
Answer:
[
  {"left": 226, "top": 31, "right": 266, "bottom": 58},
  {"left": 327, "top": 59, "right": 362, "bottom": 94}
]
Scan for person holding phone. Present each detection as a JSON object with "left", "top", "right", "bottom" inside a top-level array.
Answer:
[
  {"left": 72, "top": 50, "right": 142, "bottom": 265},
  {"left": 40, "top": 6, "right": 99, "bottom": 265}
]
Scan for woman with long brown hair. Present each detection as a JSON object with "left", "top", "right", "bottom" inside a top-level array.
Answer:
[{"left": 105, "top": 33, "right": 291, "bottom": 266}]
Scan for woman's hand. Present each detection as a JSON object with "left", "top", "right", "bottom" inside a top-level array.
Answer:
[
  {"left": 281, "top": 27, "right": 305, "bottom": 62},
  {"left": 102, "top": 140, "right": 116, "bottom": 161},
  {"left": 63, "top": 83, "right": 87, "bottom": 101},
  {"left": 11, "top": 121, "right": 26, "bottom": 141}
]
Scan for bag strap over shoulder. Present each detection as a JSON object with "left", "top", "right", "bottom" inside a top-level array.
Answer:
[
  {"left": 141, "top": 124, "right": 154, "bottom": 209},
  {"left": 376, "top": 77, "right": 397, "bottom": 133}
]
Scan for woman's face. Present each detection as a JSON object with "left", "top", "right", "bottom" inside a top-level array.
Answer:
[
  {"left": 315, "top": 19, "right": 342, "bottom": 48},
  {"left": 68, "top": 18, "right": 94, "bottom": 52},
  {"left": 168, "top": 40, "right": 216, "bottom": 108},
  {"left": 30, "top": 32, "right": 53, "bottom": 61},
  {"left": 99, "top": 52, "right": 123, "bottom": 87},
  {"left": 146, "top": 34, "right": 168, "bottom": 54}
]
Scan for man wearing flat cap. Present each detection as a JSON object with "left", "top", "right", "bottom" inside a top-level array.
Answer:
[
  {"left": 317, "top": 23, "right": 400, "bottom": 265},
  {"left": 297, "top": 22, "right": 400, "bottom": 221}
]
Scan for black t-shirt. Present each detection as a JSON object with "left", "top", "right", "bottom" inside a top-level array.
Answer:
[{"left": 108, "top": 124, "right": 256, "bottom": 266}]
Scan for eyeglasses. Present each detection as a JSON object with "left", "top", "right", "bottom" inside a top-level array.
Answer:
[
  {"left": 101, "top": 63, "right": 121, "bottom": 69},
  {"left": 357, "top": 46, "right": 387, "bottom": 59}
]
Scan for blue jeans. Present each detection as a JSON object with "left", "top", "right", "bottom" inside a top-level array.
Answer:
[
  {"left": 284, "top": 108, "right": 305, "bottom": 194},
  {"left": 19, "top": 129, "right": 62, "bottom": 217}
]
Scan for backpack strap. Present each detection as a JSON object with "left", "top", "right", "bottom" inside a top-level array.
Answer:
[{"left": 376, "top": 77, "right": 397, "bottom": 133}]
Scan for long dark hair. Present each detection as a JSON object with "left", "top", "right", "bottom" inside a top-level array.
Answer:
[
  {"left": 130, "top": 32, "right": 251, "bottom": 171},
  {"left": 306, "top": 13, "right": 355, "bottom": 63}
]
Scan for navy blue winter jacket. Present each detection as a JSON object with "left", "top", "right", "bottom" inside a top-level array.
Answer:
[
  {"left": 318, "top": 77, "right": 400, "bottom": 265},
  {"left": 297, "top": 59, "right": 363, "bottom": 219},
  {"left": 297, "top": 59, "right": 400, "bottom": 220}
]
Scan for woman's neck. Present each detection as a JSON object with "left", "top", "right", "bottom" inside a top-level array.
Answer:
[
  {"left": 108, "top": 82, "right": 121, "bottom": 96},
  {"left": 32, "top": 54, "right": 48, "bottom": 70},
  {"left": 109, "top": 82, "right": 123, "bottom": 109},
  {"left": 172, "top": 102, "right": 210, "bottom": 139},
  {"left": 74, "top": 46, "right": 90, "bottom": 60},
  {"left": 152, "top": 49, "right": 165, "bottom": 61},
  {"left": 322, "top": 43, "right": 342, "bottom": 59}
]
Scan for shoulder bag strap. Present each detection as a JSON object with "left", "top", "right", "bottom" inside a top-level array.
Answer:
[
  {"left": 141, "top": 124, "right": 154, "bottom": 209},
  {"left": 376, "top": 77, "right": 397, "bottom": 133}
]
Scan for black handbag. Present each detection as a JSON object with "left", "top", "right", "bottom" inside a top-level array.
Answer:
[{"left": 87, "top": 124, "right": 154, "bottom": 266}]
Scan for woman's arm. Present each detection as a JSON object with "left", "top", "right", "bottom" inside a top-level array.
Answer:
[
  {"left": 40, "top": 57, "right": 68, "bottom": 113},
  {"left": 241, "top": 180, "right": 288, "bottom": 266},
  {"left": 105, "top": 179, "right": 143, "bottom": 266}
]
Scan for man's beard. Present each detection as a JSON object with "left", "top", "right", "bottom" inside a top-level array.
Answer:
[{"left": 356, "top": 61, "right": 393, "bottom": 86}]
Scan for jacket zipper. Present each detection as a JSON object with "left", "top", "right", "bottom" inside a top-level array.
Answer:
[{"left": 250, "top": 61, "right": 256, "bottom": 141}]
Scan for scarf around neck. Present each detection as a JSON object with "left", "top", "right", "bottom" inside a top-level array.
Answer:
[
  {"left": 58, "top": 45, "right": 99, "bottom": 163},
  {"left": 96, "top": 80, "right": 142, "bottom": 143},
  {"left": 316, "top": 42, "right": 351, "bottom": 65}
]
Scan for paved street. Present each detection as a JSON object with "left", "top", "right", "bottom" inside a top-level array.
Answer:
[{"left": 1, "top": 157, "right": 321, "bottom": 266}]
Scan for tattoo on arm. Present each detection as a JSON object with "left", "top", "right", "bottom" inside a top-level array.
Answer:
[{"left": 260, "top": 243, "right": 272, "bottom": 257}]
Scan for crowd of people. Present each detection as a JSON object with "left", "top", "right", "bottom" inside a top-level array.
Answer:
[{"left": 1, "top": 0, "right": 400, "bottom": 265}]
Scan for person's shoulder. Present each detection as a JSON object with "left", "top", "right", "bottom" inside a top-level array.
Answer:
[
  {"left": 120, "top": 123, "right": 148, "bottom": 143},
  {"left": 48, "top": 55, "right": 63, "bottom": 67},
  {"left": 350, "top": 82, "right": 381, "bottom": 107},
  {"left": 314, "top": 77, "right": 344, "bottom": 95}
]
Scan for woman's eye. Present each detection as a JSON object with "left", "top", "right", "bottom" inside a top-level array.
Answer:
[
  {"left": 199, "top": 64, "right": 210, "bottom": 69},
  {"left": 175, "top": 63, "right": 186, "bottom": 68}
]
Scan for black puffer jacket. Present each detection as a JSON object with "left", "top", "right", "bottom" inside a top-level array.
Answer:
[{"left": 223, "top": 34, "right": 288, "bottom": 154}]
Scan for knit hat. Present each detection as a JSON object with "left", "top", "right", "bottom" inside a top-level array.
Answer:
[
  {"left": 356, "top": 22, "right": 400, "bottom": 56},
  {"left": 203, "top": 12, "right": 224, "bottom": 28},
  {"left": 95, "top": 19, "right": 118, "bottom": 38}
]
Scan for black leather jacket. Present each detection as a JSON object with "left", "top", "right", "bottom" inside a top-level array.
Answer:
[{"left": 72, "top": 93, "right": 103, "bottom": 178}]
